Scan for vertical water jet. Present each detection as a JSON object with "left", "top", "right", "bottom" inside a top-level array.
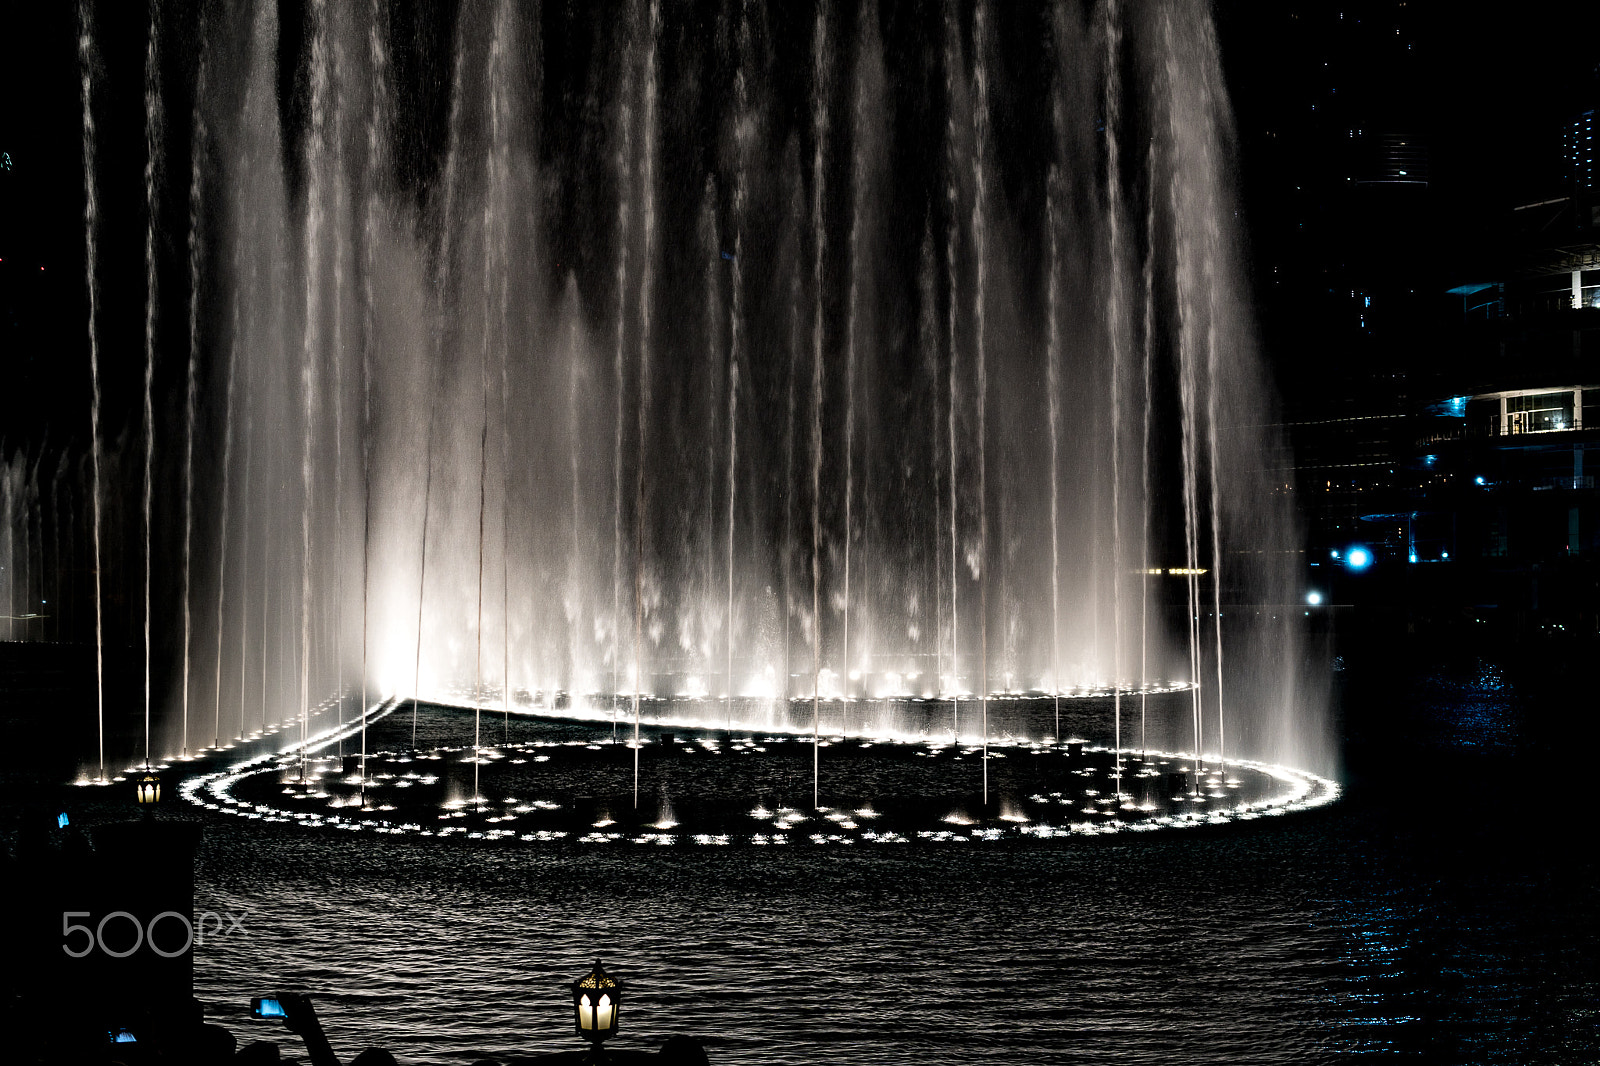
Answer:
[
  {"left": 299, "top": 0, "right": 329, "bottom": 779},
  {"left": 180, "top": 34, "right": 207, "bottom": 758},
  {"left": 1045, "top": 165, "right": 1062, "bottom": 742},
  {"left": 76, "top": 0, "right": 106, "bottom": 781},
  {"left": 611, "top": 12, "right": 635, "bottom": 739},
  {"left": 810, "top": 0, "right": 829, "bottom": 807},
  {"left": 634, "top": 0, "right": 662, "bottom": 808},
  {"left": 141, "top": 0, "right": 163, "bottom": 769},
  {"left": 971, "top": 1, "right": 990, "bottom": 802},
  {"left": 942, "top": 7, "right": 962, "bottom": 724}
]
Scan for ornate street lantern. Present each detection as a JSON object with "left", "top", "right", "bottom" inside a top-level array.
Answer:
[
  {"left": 571, "top": 959, "right": 622, "bottom": 1057},
  {"left": 136, "top": 771, "right": 161, "bottom": 806}
]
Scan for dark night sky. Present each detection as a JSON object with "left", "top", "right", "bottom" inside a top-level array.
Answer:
[{"left": 4, "top": 1, "right": 1600, "bottom": 451}]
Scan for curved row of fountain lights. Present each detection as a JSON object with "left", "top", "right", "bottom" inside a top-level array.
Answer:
[{"left": 171, "top": 692, "right": 1339, "bottom": 846}]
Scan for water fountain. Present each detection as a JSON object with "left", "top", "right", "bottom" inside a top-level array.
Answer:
[{"left": 54, "top": 0, "right": 1332, "bottom": 828}]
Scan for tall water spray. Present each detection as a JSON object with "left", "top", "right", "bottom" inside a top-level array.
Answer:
[
  {"left": 972, "top": 1, "right": 991, "bottom": 801},
  {"left": 181, "top": 30, "right": 208, "bottom": 758},
  {"left": 70, "top": 0, "right": 1329, "bottom": 785},
  {"left": 141, "top": 0, "right": 163, "bottom": 770},
  {"left": 76, "top": 0, "right": 106, "bottom": 782},
  {"left": 809, "top": 0, "right": 829, "bottom": 808},
  {"left": 634, "top": 0, "right": 662, "bottom": 807}
]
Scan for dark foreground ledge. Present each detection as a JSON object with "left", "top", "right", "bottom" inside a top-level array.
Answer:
[{"left": 493, "top": 1037, "right": 711, "bottom": 1063}]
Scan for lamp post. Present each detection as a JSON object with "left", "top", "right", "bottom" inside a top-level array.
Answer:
[
  {"left": 135, "top": 771, "right": 161, "bottom": 815},
  {"left": 571, "top": 960, "right": 622, "bottom": 1061}
]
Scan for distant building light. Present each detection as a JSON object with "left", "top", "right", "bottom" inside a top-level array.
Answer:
[
  {"left": 1442, "top": 551, "right": 1450, "bottom": 560},
  {"left": 1409, "top": 552, "right": 1418, "bottom": 564},
  {"left": 1346, "top": 546, "right": 1373, "bottom": 572},
  {"left": 1475, "top": 476, "right": 1485, "bottom": 485}
]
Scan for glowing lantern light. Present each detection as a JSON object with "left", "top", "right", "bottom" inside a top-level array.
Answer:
[{"left": 571, "top": 959, "right": 622, "bottom": 1055}]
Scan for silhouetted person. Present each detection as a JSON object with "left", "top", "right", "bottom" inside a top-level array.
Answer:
[
  {"left": 657, "top": 1036, "right": 709, "bottom": 1064},
  {"left": 349, "top": 1050, "right": 399, "bottom": 1066},
  {"left": 157, "top": 998, "right": 237, "bottom": 1064}
]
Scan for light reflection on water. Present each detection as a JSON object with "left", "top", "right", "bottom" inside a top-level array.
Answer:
[
  {"left": 171, "top": 655, "right": 1598, "bottom": 1065},
  {"left": 188, "top": 811, "right": 1596, "bottom": 1065},
  {"left": 194, "top": 835, "right": 1341, "bottom": 1063}
]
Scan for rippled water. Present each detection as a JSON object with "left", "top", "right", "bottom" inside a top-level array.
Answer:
[{"left": 17, "top": 641, "right": 1600, "bottom": 1064}]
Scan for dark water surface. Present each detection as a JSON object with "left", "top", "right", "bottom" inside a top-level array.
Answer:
[{"left": 12, "top": 637, "right": 1600, "bottom": 1064}]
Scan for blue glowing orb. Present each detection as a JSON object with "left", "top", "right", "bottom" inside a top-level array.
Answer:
[{"left": 1345, "top": 546, "right": 1373, "bottom": 571}]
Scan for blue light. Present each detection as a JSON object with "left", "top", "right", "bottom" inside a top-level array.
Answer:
[
  {"left": 1330, "top": 549, "right": 1341, "bottom": 560},
  {"left": 1423, "top": 454, "right": 1437, "bottom": 467},
  {"left": 1346, "top": 546, "right": 1373, "bottom": 571},
  {"left": 57, "top": 812, "right": 69, "bottom": 828},
  {"left": 1447, "top": 396, "right": 1468, "bottom": 417},
  {"left": 1306, "top": 591, "right": 1323, "bottom": 606},
  {"left": 1409, "top": 552, "right": 1418, "bottom": 564},
  {"left": 1475, "top": 476, "right": 1485, "bottom": 486},
  {"left": 1442, "top": 550, "right": 1450, "bottom": 560}
]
